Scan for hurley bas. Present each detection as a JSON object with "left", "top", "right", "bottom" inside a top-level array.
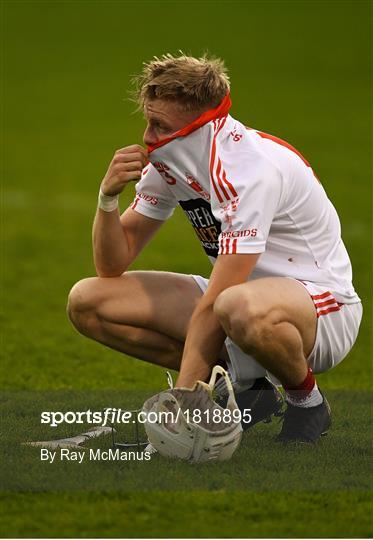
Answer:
[{"left": 40, "top": 448, "right": 151, "bottom": 463}]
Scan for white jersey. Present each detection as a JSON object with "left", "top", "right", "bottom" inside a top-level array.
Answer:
[{"left": 130, "top": 111, "right": 360, "bottom": 304}]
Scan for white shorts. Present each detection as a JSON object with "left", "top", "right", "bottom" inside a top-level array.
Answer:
[{"left": 191, "top": 275, "right": 363, "bottom": 387}]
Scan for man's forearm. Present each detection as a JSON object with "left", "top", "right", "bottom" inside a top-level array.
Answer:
[
  {"left": 92, "top": 208, "right": 130, "bottom": 277},
  {"left": 176, "top": 301, "right": 226, "bottom": 387},
  {"left": 175, "top": 253, "right": 260, "bottom": 388},
  {"left": 93, "top": 144, "right": 149, "bottom": 277}
]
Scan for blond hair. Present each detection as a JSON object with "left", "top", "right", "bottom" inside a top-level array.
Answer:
[{"left": 132, "top": 52, "right": 230, "bottom": 112}]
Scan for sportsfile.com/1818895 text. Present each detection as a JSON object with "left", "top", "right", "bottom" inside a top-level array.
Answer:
[{"left": 40, "top": 407, "right": 252, "bottom": 427}]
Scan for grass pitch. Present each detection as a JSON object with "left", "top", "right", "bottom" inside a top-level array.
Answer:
[
  {"left": 0, "top": 390, "right": 372, "bottom": 537},
  {"left": 2, "top": 0, "right": 372, "bottom": 537}
]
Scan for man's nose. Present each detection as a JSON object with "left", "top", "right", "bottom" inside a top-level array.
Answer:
[{"left": 143, "top": 126, "right": 156, "bottom": 146}]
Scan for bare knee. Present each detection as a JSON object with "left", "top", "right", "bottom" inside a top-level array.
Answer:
[
  {"left": 214, "top": 286, "right": 252, "bottom": 340},
  {"left": 67, "top": 277, "right": 102, "bottom": 336},
  {"left": 214, "top": 286, "right": 272, "bottom": 350}
]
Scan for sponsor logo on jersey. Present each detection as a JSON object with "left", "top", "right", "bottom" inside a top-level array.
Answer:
[
  {"left": 179, "top": 198, "right": 221, "bottom": 258},
  {"left": 153, "top": 161, "right": 176, "bottom": 185},
  {"left": 221, "top": 229, "right": 258, "bottom": 238},
  {"left": 184, "top": 173, "right": 211, "bottom": 201},
  {"left": 137, "top": 193, "right": 158, "bottom": 205},
  {"left": 219, "top": 197, "right": 240, "bottom": 227},
  {"left": 131, "top": 192, "right": 158, "bottom": 210},
  {"left": 229, "top": 128, "right": 243, "bottom": 142}
]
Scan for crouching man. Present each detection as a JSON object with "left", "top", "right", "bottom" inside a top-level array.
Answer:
[{"left": 67, "top": 53, "right": 362, "bottom": 443}]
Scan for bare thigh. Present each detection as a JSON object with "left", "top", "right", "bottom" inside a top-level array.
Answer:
[
  {"left": 231, "top": 277, "right": 317, "bottom": 357},
  {"left": 77, "top": 270, "right": 204, "bottom": 341}
]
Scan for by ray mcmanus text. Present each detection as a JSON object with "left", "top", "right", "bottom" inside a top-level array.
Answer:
[{"left": 40, "top": 448, "right": 152, "bottom": 463}]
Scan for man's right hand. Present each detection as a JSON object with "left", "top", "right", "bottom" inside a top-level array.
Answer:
[{"left": 100, "top": 144, "right": 148, "bottom": 196}]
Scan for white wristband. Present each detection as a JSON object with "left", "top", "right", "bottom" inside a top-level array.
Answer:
[{"left": 98, "top": 189, "right": 119, "bottom": 212}]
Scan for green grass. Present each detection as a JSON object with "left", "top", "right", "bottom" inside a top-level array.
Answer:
[
  {"left": 1, "top": 0, "right": 372, "bottom": 537},
  {"left": 0, "top": 390, "right": 372, "bottom": 536},
  {"left": 1, "top": 492, "right": 372, "bottom": 538},
  {"left": 1, "top": 390, "right": 372, "bottom": 493}
]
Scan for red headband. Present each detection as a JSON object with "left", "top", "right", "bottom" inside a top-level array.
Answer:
[{"left": 147, "top": 93, "right": 232, "bottom": 153}]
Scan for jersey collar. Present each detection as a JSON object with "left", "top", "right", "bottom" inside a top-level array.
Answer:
[{"left": 147, "top": 93, "right": 232, "bottom": 153}]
